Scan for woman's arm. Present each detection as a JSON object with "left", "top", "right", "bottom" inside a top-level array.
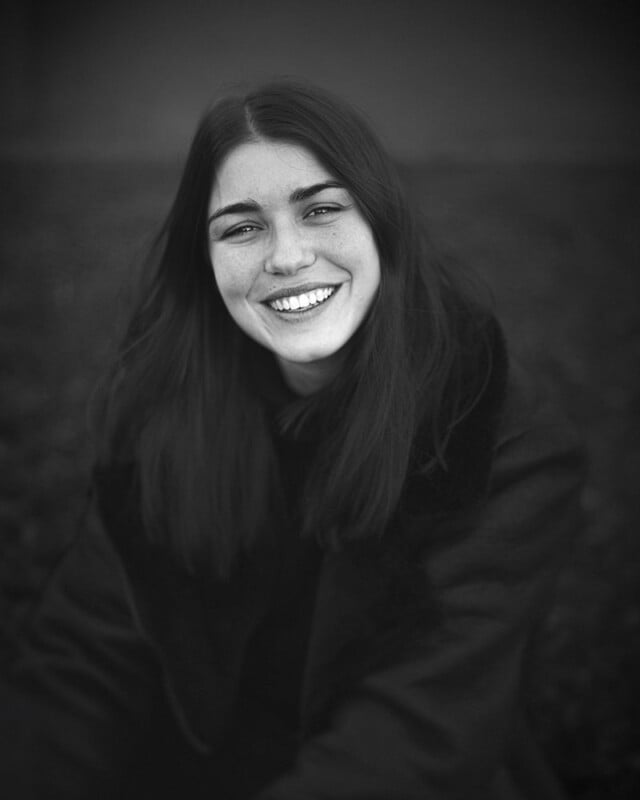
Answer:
[
  {"left": 0, "top": 505, "right": 161, "bottom": 799},
  {"left": 255, "top": 371, "right": 586, "bottom": 800}
]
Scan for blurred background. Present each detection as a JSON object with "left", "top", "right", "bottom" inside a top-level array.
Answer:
[{"left": 1, "top": 1, "right": 639, "bottom": 797}]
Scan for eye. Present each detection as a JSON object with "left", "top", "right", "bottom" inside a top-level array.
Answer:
[
  {"left": 220, "top": 223, "right": 261, "bottom": 240},
  {"left": 305, "top": 205, "right": 342, "bottom": 221}
]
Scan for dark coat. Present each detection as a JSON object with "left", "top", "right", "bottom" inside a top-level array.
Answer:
[{"left": 0, "top": 338, "right": 586, "bottom": 799}]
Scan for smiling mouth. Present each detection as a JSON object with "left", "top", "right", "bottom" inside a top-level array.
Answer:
[{"left": 265, "top": 285, "right": 338, "bottom": 314}]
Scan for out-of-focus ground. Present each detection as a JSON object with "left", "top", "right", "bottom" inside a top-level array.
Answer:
[{"left": 1, "top": 159, "right": 639, "bottom": 798}]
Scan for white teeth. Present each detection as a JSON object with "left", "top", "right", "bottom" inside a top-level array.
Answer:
[{"left": 268, "top": 286, "right": 335, "bottom": 313}]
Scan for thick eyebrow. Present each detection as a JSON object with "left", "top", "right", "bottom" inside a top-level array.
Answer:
[
  {"left": 208, "top": 201, "right": 260, "bottom": 225},
  {"left": 289, "top": 180, "right": 344, "bottom": 203},
  {"left": 207, "top": 181, "right": 345, "bottom": 225}
]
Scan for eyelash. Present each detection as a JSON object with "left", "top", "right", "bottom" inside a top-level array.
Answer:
[
  {"left": 221, "top": 224, "right": 260, "bottom": 240},
  {"left": 220, "top": 205, "right": 342, "bottom": 240},
  {"left": 306, "top": 204, "right": 341, "bottom": 218}
]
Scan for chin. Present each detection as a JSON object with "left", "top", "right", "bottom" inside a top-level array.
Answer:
[
  {"left": 277, "top": 349, "right": 337, "bottom": 366},
  {"left": 280, "top": 335, "right": 350, "bottom": 365}
]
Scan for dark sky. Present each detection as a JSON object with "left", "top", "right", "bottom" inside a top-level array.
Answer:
[{"left": 2, "top": 0, "right": 639, "bottom": 160}]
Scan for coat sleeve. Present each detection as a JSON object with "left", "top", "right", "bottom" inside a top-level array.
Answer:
[
  {"left": 0, "top": 503, "right": 161, "bottom": 799},
  {"left": 255, "top": 372, "right": 587, "bottom": 800}
]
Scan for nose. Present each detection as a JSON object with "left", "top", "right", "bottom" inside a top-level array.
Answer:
[{"left": 264, "top": 222, "right": 315, "bottom": 275}]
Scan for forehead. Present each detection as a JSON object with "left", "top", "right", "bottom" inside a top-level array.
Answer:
[{"left": 208, "top": 140, "right": 333, "bottom": 210}]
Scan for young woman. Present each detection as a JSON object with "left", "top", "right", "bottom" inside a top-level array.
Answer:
[{"left": 1, "top": 81, "right": 585, "bottom": 799}]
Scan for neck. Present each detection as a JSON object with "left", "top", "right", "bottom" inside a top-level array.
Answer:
[{"left": 276, "top": 353, "right": 344, "bottom": 396}]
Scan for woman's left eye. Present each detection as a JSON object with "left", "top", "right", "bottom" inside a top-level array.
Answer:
[{"left": 305, "top": 205, "right": 341, "bottom": 220}]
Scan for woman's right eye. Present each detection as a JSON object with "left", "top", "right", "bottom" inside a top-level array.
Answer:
[{"left": 221, "top": 223, "right": 261, "bottom": 240}]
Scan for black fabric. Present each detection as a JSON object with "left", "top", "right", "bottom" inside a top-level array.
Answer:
[
  {"left": 0, "top": 323, "right": 587, "bottom": 799},
  {"left": 237, "top": 522, "right": 321, "bottom": 730},
  {"left": 219, "top": 425, "right": 324, "bottom": 796},
  {"left": 219, "top": 533, "right": 322, "bottom": 797}
]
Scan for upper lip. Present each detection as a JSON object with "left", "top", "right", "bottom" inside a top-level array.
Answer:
[{"left": 261, "top": 282, "right": 340, "bottom": 304}]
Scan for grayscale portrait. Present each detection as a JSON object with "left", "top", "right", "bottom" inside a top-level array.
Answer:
[{"left": 1, "top": 2, "right": 638, "bottom": 798}]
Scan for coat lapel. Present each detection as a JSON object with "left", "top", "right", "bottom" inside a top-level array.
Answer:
[
  {"left": 299, "top": 318, "right": 509, "bottom": 734},
  {"left": 299, "top": 515, "right": 447, "bottom": 735},
  {"left": 300, "top": 547, "right": 381, "bottom": 733}
]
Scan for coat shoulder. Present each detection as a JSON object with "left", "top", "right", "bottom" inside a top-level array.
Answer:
[{"left": 493, "top": 357, "right": 587, "bottom": 490}]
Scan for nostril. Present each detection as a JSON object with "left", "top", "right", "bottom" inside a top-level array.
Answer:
[{"left": 264, "top": 244, "right": 316, "bottom": 274}]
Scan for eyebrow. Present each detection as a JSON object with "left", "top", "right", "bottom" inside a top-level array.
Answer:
[{"left": 207, "top": 180, "right": 345, "bottom": 225}]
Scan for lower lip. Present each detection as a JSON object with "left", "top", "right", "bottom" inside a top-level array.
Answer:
[{"left": 263, "top": 286, "right": 341, "bottom": 322}]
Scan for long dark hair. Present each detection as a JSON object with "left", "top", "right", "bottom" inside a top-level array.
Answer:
[{"left": 93, "top": 81, "right": 492, "bottom": 579}]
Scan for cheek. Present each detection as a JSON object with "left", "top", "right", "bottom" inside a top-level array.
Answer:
[
  {"left": 329, "top": 228, "right": 379, "bottom": 272},
  {"left": 350, "top": 235, "right": 381, "bottom": 292},
  {"left": 211, "top": 253, "right": 250, "bottom": 302}
]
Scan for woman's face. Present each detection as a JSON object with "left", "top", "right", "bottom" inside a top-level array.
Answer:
[{"left": 207, "top": 139, "right": 381, "bottom": 392}]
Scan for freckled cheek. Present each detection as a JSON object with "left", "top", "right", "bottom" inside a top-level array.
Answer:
[
  {"left": 330, "top": 236, "right": 380, "bottom": 285},
  {"left": 211, "top": 254, "right": 257, "bottom": 301},
  {"left": 325, "top": 234, "right": 373, "bottom": 266}
]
